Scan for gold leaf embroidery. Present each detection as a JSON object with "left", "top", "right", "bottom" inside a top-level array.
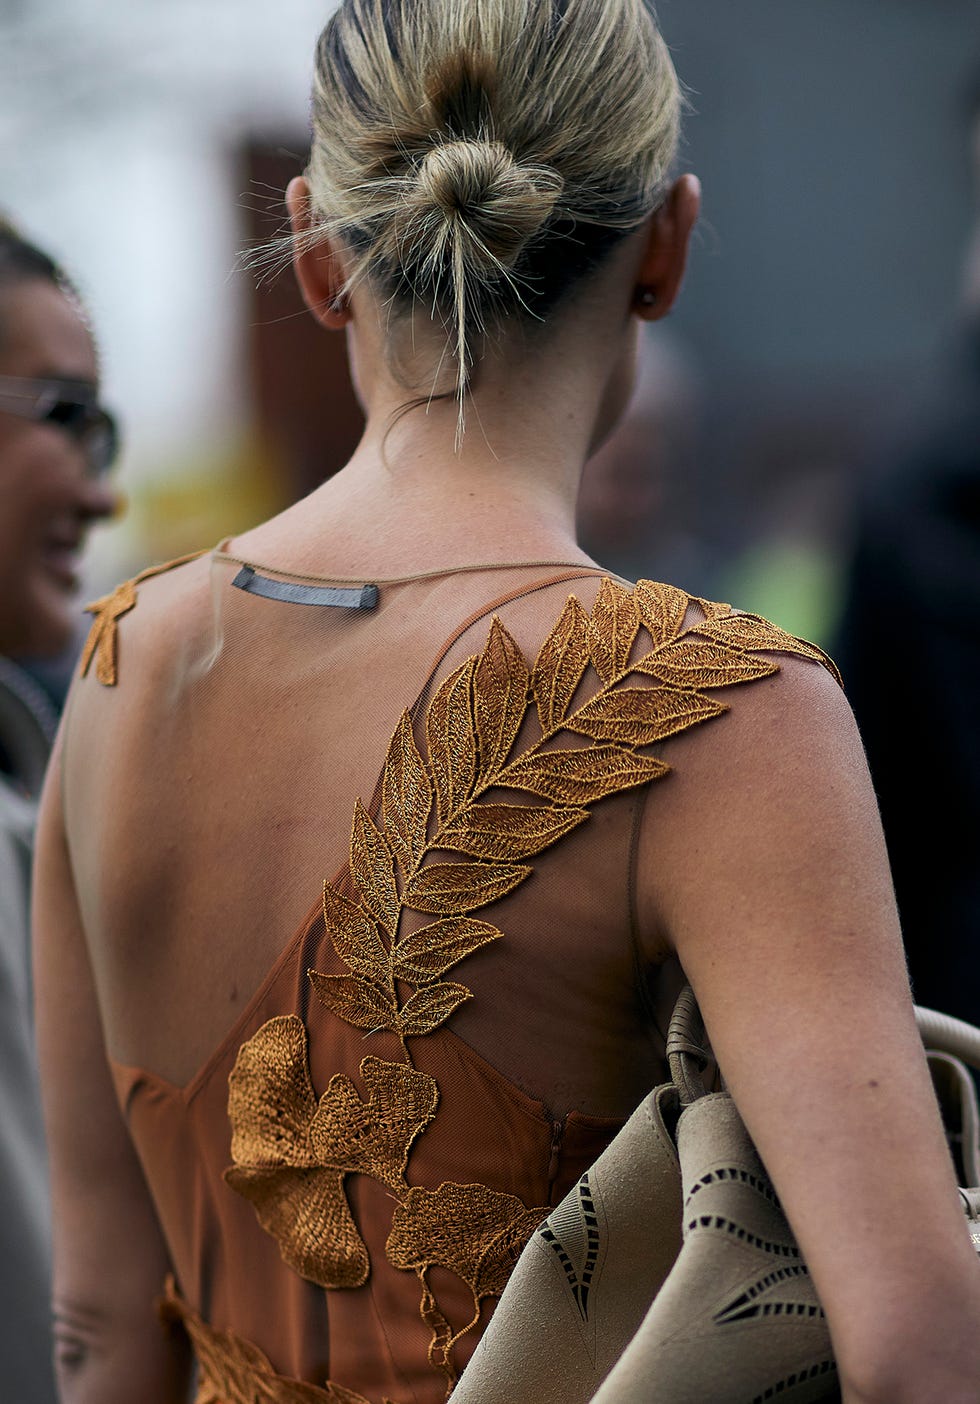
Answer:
[
  {"left": 473, "top": 618, "right": 529, "bottom": 778},
  {"left": 569, "top": 687, "right": 727, "bottom": 746},
  {"left": 633, "top": 579, "right": 691, "bottom": 647},
  {"left": 387, "top": 1183, "right": 548, "bottom": 1385},
  {"left": 226, "top": 1025, "right": 438, "bottom": 1289},
  {"left": 226, "top": 1162, "right": 364, "bottom": 1289},
  {"left": 219, "top": 577, "right": 845, "bottom": 1400},
  {"left": 695, "top": 611, "right": 844, "bottom": 686},
  {"left": 587, "top": 578, "right": 640, "bottom": 682},
  {"left": 691, "top": 595, "right": 733, "bottom": 621},
  {"left": 404, "top": 860, "right": 531, "bottom": 916},
  {"left": 80, "top": 579, "right": 137, "bottom": 686},
  {"left": 440, "top": 802, "right": 589, "bottom": 861},
  {"left": 382, "top": 713, "right": 433, "bottom": 873},
  {"left": 308, "top": 974, "right": 400, "bottom": 1035},
  {"left": 531, "top": 595, "right": 590, "bottom": 732},
  {"left": 350, "top": 800, "right": 399, "bottom": 936},
  {"left": 501, "top": 744, "right": 670, "bottom": 806},
  {"left": 224, "top": 1017, "right": 369, "bottom": 1288},
  {"left": 419, "top": 1285, "right": 455, "bottom": 1384},
  {"left": 309, "top": 1056, "right": 439, "bottom": 1196},
  {"left": 425, "top": 659, "right": 477, "bottom": 826},
  {"left": 160, "top": 1277, "right": 389, "bottom": 1404},
  {"left": 322, "top": 885, "right": 388, "bottom": 985},
  {"left": 397, "top": 982, "right": 473, "bottom": 1036},
  {"left": 633, "top": 638, "right": 779, "bottom": 689},
  {"left": 391, "top": 918, "right": 502, "bottom": 985},
  {"left": 386, "top": 1182, "right": 549, "bottom": 1287},
  {"left": 227, "top": 1016, "right": 318, "bottom": 1168}
]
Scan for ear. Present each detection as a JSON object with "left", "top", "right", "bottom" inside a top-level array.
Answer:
[
  {"left": 632, "top": 174, "right": 701, "bottom": 322},
  {"left": 286, "top": 176, "right": 352, "bottom": 331}
]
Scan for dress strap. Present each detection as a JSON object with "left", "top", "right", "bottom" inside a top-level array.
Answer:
[{"left": 80, "top": 550, "right": 208, "bottom": 688}]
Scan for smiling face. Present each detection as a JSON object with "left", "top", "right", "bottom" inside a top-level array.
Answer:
[{"left": 0, "top": 278, "right": 119, "bottom": 657}]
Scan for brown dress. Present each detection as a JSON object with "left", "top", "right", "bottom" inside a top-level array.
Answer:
[{"left": 67, "top": 547, "right": 838, "bottom": 1404}]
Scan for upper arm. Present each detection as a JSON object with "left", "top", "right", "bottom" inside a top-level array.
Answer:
[
  {"left": 32, "top": 719, "right": 190, "bottom": 1404},
  {"left": 636, "top": 657, "right": 980, "bottom": 1398}
]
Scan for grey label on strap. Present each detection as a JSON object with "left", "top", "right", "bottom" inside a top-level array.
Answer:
[{"left": 232, "top": 566, "right": 379, "bottom": 611}]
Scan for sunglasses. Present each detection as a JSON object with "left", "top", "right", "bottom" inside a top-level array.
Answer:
[{"left": 0, "top": 374, "right": 120, "bottom": 477}]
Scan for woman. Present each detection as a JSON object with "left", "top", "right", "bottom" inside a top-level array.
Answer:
[
  {"left": 0, "top": 217, "right": 118, "bottom": 1403},
  {"left": 33, "top": 3, "right": 980, "bottom": 1402}
]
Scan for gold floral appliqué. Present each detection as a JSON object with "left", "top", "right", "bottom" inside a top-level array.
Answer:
[
  {"left": 160, "top": 1276, "right": 396, "bottom": 1404},
  {"left": 223, "top": 579, "right": 841, "bottom": 1400}
]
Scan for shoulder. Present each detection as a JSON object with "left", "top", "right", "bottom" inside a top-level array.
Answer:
[
  {"left": 618, "top": 576, "right": 853, "bottom": 794},
  {"left": 77, "top": 548, "right": 213, "bottom": 690},
  {"left": 64, "top": 549, "right": 215, "bottom": 802},
  {"left": 629, "top": 595, "right": 870, "bottom": 957},
  {"left": 622, "top": 584, "right": 851, "bottom": 810},
  {"left": 490, "top": 573, "right": 844, "bottom": 759}
]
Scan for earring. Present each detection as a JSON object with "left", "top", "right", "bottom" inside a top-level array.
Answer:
[{"left": 636, "top": 288, "right": 657, "bottom": 309}]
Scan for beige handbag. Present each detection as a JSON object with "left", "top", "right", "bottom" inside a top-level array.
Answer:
[{"left": 452, "top": 988, "right": 980, "bottom": 1404}]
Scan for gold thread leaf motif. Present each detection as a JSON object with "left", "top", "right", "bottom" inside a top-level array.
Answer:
[
  {"left": 404, "top": 860, "right": 531, "bottom": 916},
  {"left": 224, "top": 1163, "right": 366, "bottom": 1291},
  {"left": 322, "top": 884, "right": 389, "bottom": 984},
  {"left": 633, "top": 638, "right": 779, "bottom": 689},
  {"left": 633, "top": 579, "right": 692, "bottom": 648},
  {"left": 308, "top": 973, "right": 399, "bottom": 1035},
  {"left": 160, "top": 1277, "right": 391, "bottom": 1404},
  {"left": 586, "top": 578, "right": 640, "bottom": 682},
  {"left": 473, "top": 618, "right": 529, "bottom": 778},
  {"left": 80, "top": 579, "right": 137, "bottom": 686},
  {"left": 691, "top": 595, "right": 733, "bottom": 621},
  {"left": 218, "top": 576, "right": 845, "bottom": 1400},
  {"left": 569, "top": 688, "right": 727, "bottom": 746},
  {"left": 501, "top": 745, "right": 670, "bottom": 806},
  {"left": 391, "top": 918, "right": 502, "bottom": 985},
  {"left": 425, "top": 659, "right": 477, "bottom": 826},
  {"left": 531, "top": 595, "right": 590, "bottom": 733},
  {"left": 440, "top": 802, "right": 589, "bottom": 861},
  {"left": 695, "top": 612, "right": 844, "bottom": 686},
  {"left": 226, "top": 1023, "right": 438, "bottom": 1289},
  {"left": 227, "top": 1015, "right": 317, "bottom": 1168},
  {"left": 387, "top": 1184, "right": 549, "bottom": 1385},
  {"left": 419, "top": 1285, "right": 455, "bottom": 1383},
  {"left": 350, "top": 800, "right": 399, "bottom": 935},
  {"left": 309, "top": 1056, "right": 439, "bottom": 1195},
  {"left": 382, "top": 713, "right": 433, "bottom": 872},
  {"left": 397, "top": 982, "right": 473, "bottom": 1037},
  {"left": 224, "top": 1017, "right": 369, "bottom": 1288}
]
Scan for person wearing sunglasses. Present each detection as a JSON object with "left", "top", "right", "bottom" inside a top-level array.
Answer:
[
  {"left": 0, "top": 376, "right": 118, "bottom": 482},
  {"left": 0, "top": 224, "right": 120, "bottom": 658},
  {"left": 0, "top": 216, "right": 119, "bottom": 1404}
]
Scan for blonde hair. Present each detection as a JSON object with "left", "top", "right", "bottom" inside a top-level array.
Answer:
[{"left": 304, "top": 0, "right": 681, "bottom": 427}]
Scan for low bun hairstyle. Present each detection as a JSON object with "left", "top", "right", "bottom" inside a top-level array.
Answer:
[
  {"left": 303, "top": 0, "right": 681, "bottom": 422},
  {"left": 398, "top": 140, "right": 565, "bottom": 281}
]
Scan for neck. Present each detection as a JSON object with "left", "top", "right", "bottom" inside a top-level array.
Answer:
[{"left": 235, "top": 261, "right": 638, "bottom": 578}]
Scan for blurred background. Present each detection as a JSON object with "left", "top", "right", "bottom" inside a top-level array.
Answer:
[{"left": 2, "top": 0, "right": 979, "bottom": 650}]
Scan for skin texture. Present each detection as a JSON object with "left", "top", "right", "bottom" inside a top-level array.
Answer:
[
  {"left": 0, "top": 279, "right": 118, "bottom": 658},
  {"left": 34, "top": 173, "right": 980, "bottom": 1404}
]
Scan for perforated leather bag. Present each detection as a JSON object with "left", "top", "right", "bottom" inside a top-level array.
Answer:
[{"left": 452, "top": 988, "right": 980, "bottom": 1404}]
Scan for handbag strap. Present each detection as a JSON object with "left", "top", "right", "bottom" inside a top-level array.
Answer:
[
  {"left": 916, "top": 1006, "right": 980, "bottom": 1071},
  {"left": 666, "top": 985, "right": 711, "bottom": 1107},
  {"left": 667, "top": 986, "right": 980, "bottom": 1108}
]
